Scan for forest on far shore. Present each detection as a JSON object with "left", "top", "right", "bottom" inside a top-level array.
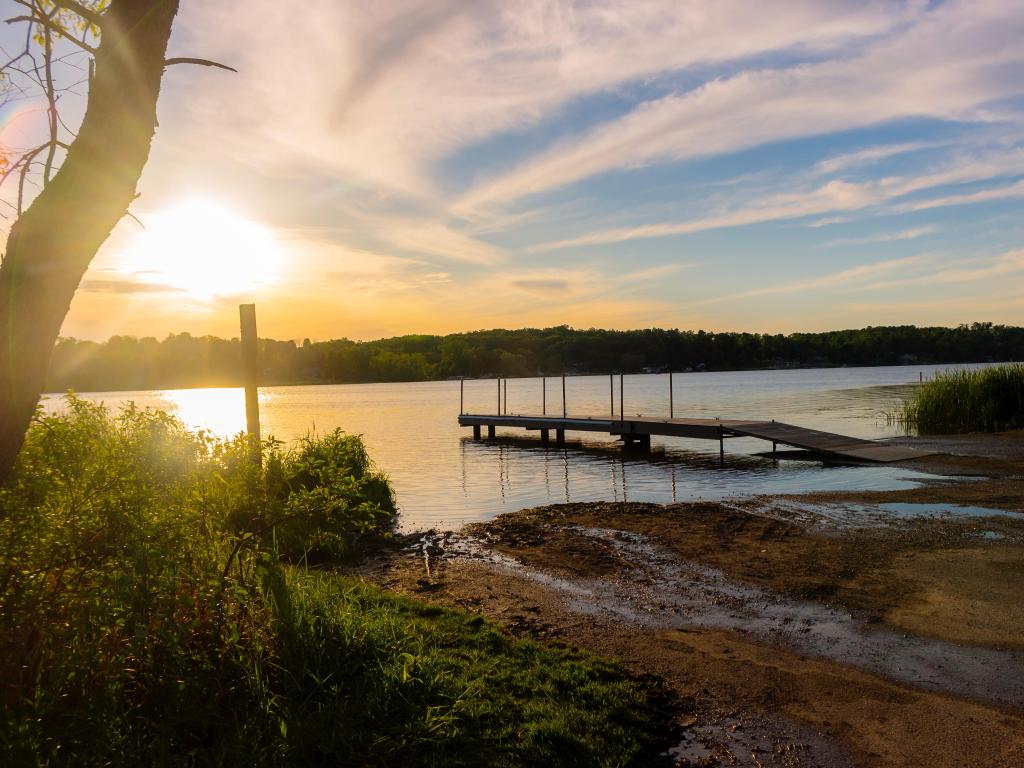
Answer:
[{"left": 46, "top": 322, "right": 1023, "bottom": 392}]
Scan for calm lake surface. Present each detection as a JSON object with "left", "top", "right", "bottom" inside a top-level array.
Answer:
[{"left": 41, "top": 364, "right": 994, "bottom": 530}]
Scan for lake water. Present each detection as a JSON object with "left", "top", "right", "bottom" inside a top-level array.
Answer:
[{"left": 41, "top": 363, "right": 993, "bottom": 530}]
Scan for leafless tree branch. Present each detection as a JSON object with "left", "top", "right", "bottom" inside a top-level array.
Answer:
[
  {"left": 5, "top": 15, "right": 99, "bottom": 56},
  {"left": 164, "top": 57, "right": 236, "bottom": 73}
]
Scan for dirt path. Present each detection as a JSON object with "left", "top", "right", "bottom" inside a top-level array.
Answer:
[{"left": 359, "top": 435, "right": 1024, "bottom": 767}]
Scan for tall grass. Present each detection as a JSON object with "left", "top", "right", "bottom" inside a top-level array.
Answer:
[
  {"left": 0, "top": 396, "right": 666, "bottom": 765},
  {"left": 897, "top": 364, "right": 1024, "bottom": 434}
]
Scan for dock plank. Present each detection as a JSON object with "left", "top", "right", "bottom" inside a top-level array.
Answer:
[{"left": 458, "top": 413, "right": 933, "bottom": 463}]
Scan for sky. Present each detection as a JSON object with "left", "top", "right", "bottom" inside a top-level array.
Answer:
[{"left": 2, "top": 0, "right": 1024, "bottom": 342}]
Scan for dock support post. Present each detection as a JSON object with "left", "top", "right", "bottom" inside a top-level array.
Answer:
[
  {"left": 669, "top": 371, "right": 674, "bottom": 419},
  {"left": 541, "top": 428, "right": 549, "bottom": 445},
  {"left": 719, "top": 428, "right": 725, "bottom": 463},
  {"left": 473, "top": 424, "right": 481, "bottom": 439},
  {"left": 556, "top": 428, "right": 565, "bottom": 445},
  {"left": 460, "top": 377, "right": 464, "bottom": 415},
  {"left": 239, "top": 303, "right": 261, "bottom": 465},
  {"left": 562, "top": 375, "right": 567, "bottom": 418},
  {"left": 487, "top": 425, "right": 496, "bottom": 439}
]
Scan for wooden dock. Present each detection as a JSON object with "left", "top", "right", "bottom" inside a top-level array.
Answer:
[{"left": 457, "top": 413, "right": 931, "bottom": 463}]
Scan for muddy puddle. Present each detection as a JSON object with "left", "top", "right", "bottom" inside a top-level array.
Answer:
[
  {"left": 668, "top": 711, "right": 855, "bottom": 768},
  {"left": 418, "top": 527, "right": 1024, "bottom": 708},
  {"left": 741, "top": 495, "right": 1022, "bottom": 531}
]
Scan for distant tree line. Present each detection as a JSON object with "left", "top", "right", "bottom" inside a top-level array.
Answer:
[{"left": 45, "top": 323, "right": 1024, "bottom": 392}]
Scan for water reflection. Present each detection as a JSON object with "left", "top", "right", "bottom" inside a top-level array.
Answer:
[
  {"left": 40, "top": 363, "right": 987, "bottom": 531},
  {"left": 164, "top": 388, "right": 248, "bottom": 437}
]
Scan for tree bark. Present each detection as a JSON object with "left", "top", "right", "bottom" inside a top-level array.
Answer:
[{"left": 0, "top": 0, "right": 180, "bottom": 482}]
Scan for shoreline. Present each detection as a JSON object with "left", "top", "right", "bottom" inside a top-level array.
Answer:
[{"left": 358, "top": 432, "right": 1024, "bottom": 766}]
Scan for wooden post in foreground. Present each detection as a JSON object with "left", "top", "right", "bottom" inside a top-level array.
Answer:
[{"left": 239, "top": 303, "right": 261, "bottom": 462}]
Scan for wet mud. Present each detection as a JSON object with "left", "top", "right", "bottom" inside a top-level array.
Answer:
[{"left": 360, "top": 433, "right": 1024, "bottom": 767}]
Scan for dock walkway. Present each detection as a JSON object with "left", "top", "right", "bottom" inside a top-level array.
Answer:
[{"left": 457, "top": 413, "right": 930, "bottom": 463}]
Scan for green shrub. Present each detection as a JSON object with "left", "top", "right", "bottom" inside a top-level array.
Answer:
[
  {"left": 897, "top": 364, "right": 1024, "bottom": 433},
  {"left": 0, "top": 397, "right": 667, "bottom": 766},
  {"left": 262, "top": 430, "right": 396, "bottom": 562}
]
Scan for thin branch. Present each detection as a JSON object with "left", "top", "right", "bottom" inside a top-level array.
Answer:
[
  {"left": 164, "top": 57, "right": 237, "bottom": 73},
  {"left": 49, "top": 0, "right": 105, "bottom": 30},
  {"left": 5, "top": 15, "right": 98, "bottom": 56},
  {"left": 42, "top": 14, "right": 58, "bottom": 187},
  {"left": 1, "top": 140, "right": 70, "bottom": 212}
]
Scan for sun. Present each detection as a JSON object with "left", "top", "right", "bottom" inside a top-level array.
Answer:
[{"left": 117, "top": 199, "right": 282, "bottom": 299}]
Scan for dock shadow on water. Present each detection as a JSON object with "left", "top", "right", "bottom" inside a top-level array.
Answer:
[{"left": 421, "top": 526, "right": 1024, "bottom": 709}]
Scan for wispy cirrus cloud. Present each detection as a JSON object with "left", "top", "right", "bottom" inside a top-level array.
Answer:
[
  {"left": 173, "top": 0, "right": 920, "bottom": 197},
  {"left": 812, "top": 141, "right": 943, "bottom": 176},
  {"left": 820, "top": 226, "right": 937, "bottom": 248},
  {"left": 859, "top": 248, "right": 1024, "bottom": 290},
  {"left": 38, "top": 1, "right": 1024, "bottom": 341},
  {"left": 457, "top": 0, "right": 1024, "bottom": 212},
  {"left": 692, "top": 254, "right": 929, "bottom": 307},
  {"left": 530, "top": 148, "right": 1024, "bottom": 251}
]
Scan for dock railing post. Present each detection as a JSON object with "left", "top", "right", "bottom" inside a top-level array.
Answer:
[
  {"left": 669, "top": 371, "right": 674, "bottom": 418},
  {"left": 503, "top": 377, "right": 507, "bottom": 415},
  {"left": 460, "top": 377, "right": 464, "bottom": 415},
  {"left": 542, "top": 376, "right": 546, "bottom": 415},
  {"left": 497, "top": 377, "right": 501, "bottom": 415},
  {"left": 609, "top": 373, "right": 614, "bottom": 417},
  {"left": 562, "top": 375, "right": 567, "bottom": 418},
  {"left": 619, "top": 373, "right": 624, "bottom": 419},
  {"left": 239, "top": 303, "right": 261, "bottom": 465}
]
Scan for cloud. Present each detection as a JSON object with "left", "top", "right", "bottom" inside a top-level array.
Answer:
[
  {"left": 892, "top": 178, "right": 1024, "bottom": 213},
  {"left": 457, "top": 0, "right": 1024, "bottom": 210},
  {"left": 812, "top": 141, "right": 942, "bottom": 175},
  {"left": 78, "top": 279, "right": 185, "bottom": 295},
  {"left": 173, "top": 0, "right": 919, "bottom": 197},
  {"left": 509, "top": 276, "right": 575, "bottom": 294},
  {"left": 693, "top": 254, "right": 929, "bottom": 307},
  {"left": 620, "top": 263, "right": 692, "bottom": 282},
  {"left": 821, "top": 226, "right": 937, "bottom": 248},
  {"left": 860, "top": 248, "right": 1024, "bottom": 290},
  {"left": 530, "top": 149, "right": 1024, "bottom": 250}
]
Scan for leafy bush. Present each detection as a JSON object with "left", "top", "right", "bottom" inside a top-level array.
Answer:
[
  {"left": 897, "top": 364, "right": 1024, "bottom": 433},
  {"left": 262, "top": 430, "right": 396, "bottom": 561},
  {"left": 0, "top": 397, "right": 666, "bottom": 765}
]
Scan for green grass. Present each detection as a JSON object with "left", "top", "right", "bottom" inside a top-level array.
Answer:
[
  {"left": 896, "top": 363, "right": 1024, "bottom": 434},
  {"left": 0, "top": 397, "right": 669, "bottom": 766}
]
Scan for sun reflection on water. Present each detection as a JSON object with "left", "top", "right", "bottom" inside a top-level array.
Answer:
[{"left": 160, "top": 388, "right": 249, "bottom": 437}]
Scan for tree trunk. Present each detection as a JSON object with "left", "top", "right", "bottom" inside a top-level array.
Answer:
[{"left": 0, "top": 0, "right": 180, "bottom": 482}]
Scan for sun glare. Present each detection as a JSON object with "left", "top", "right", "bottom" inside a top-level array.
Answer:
[{"left": 118, "top": 199, "right": 282, "bottom": 299}]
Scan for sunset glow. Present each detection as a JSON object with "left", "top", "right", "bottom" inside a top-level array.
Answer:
[
  {"left": 115, "top": 199, "right": 283, "bottom": 300},
  {"left": 0, "top": 1, "right": 1022, "bottom": 341}
]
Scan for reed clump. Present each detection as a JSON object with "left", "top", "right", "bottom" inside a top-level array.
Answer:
[
  {"left": 0, "top": 396, "right": 663, "bottom": 765},
  {"left": 897, "top": 364, "right": 1024, "bottom": 433}
]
